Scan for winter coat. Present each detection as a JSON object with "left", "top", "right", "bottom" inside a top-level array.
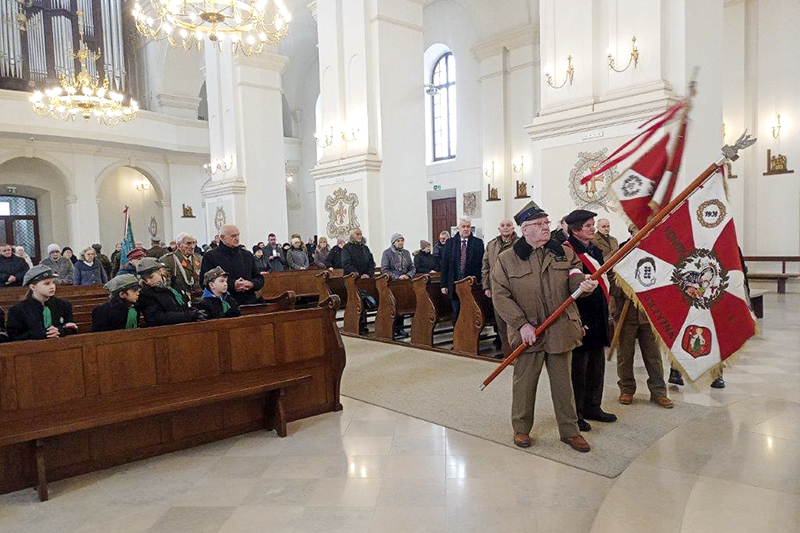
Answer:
[
  {"left": 380, "top": 246, "right": 416, "bottom": 280},
  {"left": 481, "top": 234, "right": 519, "bottom": 292},
  {"left": 325, "top": 246, "right": 343, "bottom": 269},
  {"left": 432, "top": 241, "right": 447, "bottom": 260},
  {"left": 413, "top": 251, "right": 440, "bottom": 274},
  {"left": 592, "top": 233, "right": 619, "bottom": 261},
  {"left": 254, "top": 255, "right": 270, "bottom": 273},
  {"left": 40, "top": 256, "right": 74, "bottom": 284},
  {"left": 73, "top": 260, "right": 109, "bottom": 286},
  {"left": 286, "top": 247, "right": 310, "bottom": 270},
  {"left": 96, "top": 253, "right": 112, "bottom": 278},
  {"left": 313, "top": 247, "right": 330, "bottom": 269},
  {"left": 160, "top": 250, "right": 203, "bottom": 301},
  {"left": 146, "top": 245, "right": 169, "bottom": 259},
  {"left": 440, "top": 235, "right": 484, "bottom": 295},
  {"left": 0, "top": 307, "right": 7, "bottom": 343},
  {"left": 342, "top": 241, "right": 375, "bottom": 277},
  {"left": 6, "top": 296, "right": 76, "bottom": 341},
  {"left": 195, "top": 288, "right": 241, "bottom": 320},
  {"left": 199, "top": 242, "right": 265, "bottom": 305},
  {"left": 137, "top": 283, "right": 197, "bottom": 327},
  {"left": 0, "top": 255, "right": 29, "bottom": 287},
  {"left": 92, "top": 297, "right": 140, "bottom": 332},
  {"left": 491, "top": 238, "right": 587, "bottom": 354},
  {"left": 264, "top": 244, "right": 286, "bottom": 272},
  {"left": 567, "top": 235, "right": 610, "bottom": 350}
]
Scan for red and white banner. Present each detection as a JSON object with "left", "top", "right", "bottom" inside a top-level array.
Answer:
[
  {"left": 610, "top": 134, "right": 671, "bottom": 230},
  {"left": 564, "top": 242, "right": 610, "bottom": 300},
  {"left": 612, "top": 169, "right": 756, "bottom": 384}
]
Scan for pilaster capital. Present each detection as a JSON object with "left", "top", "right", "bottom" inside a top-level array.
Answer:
[
  {"left": 65, "top": 195, "right": 78, "bottom": 205},
  {"left": 201, "top": 177, "right": 248, "bottom": 199},
  {"left": 233, "top": 51, "right": 289, "bottom": 74},
  {"left": 307, "top": 1, "right": 317, "bottom": 21},
  {"left": 472, "top": 25, "right": 538, "bottom": 62}
]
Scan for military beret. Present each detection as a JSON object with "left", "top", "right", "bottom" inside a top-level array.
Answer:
[
  {"left": 136, "top": 257, "right": 165, "bottom": 278},
  {"left": 203, "top": 266, "right": 228, "bottom": 286},
  {"left": 105, "top": 274, "right": 140, "bottom": 294},
  {"left": 564, "top": 209, "right": 598, "bottom": 226},
  {"left": 23, "top": 265, "right": 58, "bottom": 287},
  {"left": 514, "top": 201, "right": 548, "bottom": 225},
  {"left": 126, "top": 247, "right": 147, "bottom": 260}
]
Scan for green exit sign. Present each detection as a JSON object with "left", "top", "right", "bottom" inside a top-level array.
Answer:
[{"left": 433, "top": 184, "right": 441, "bottom": 190}]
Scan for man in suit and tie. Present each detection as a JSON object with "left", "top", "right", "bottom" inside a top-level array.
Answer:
[{"left": 440, "top": 217, "right": 485, "bottom": 323}]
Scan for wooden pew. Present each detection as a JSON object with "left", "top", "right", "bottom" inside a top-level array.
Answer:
[
  {"left": 343, "top": 274, "right": 379, "bottom": 335},
  {"left": 743, "top": 256, "right": 800, "bottom": 294},
  {"left": 261, "top": 269, "right": 344, "bottom": 301},
  {"left": 0, "top": 296, "right": 345, "bottom": 500},
  {"left": 315, "top": 271, "right": 348, "bottom": 308},
  {"left": 410, "top": 274, "right": 452, "bottom": 347},
  {"left": 374, "top": 275, "right": 417, "bottom": 340},
  {"left": 452, "top": 276, "right": 496, "bottom": 355}
]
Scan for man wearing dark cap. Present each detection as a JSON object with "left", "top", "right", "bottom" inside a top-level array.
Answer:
[
  {"left": 92, "top": 274, "right": 142, "bottom": 332},
  {"left": 116, "top": 247, "right": 147, "bottom": 277},
  {"left": 564, "top": 209, "right": 617, "bottom": 431},
  {"left": 146, "top": 237, "right": 168, "bottom": 259},
  {"left": 491, "top": 201, "right": 598, "bottom": 453}
]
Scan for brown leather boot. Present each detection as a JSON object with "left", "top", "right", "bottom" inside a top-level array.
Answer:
[
  {"left": 619, "top": 393, "right": 634, "bottom": 405},
  {"left": 513, "top": 433, "right": 531, "bottom": 448},
  {"left": 652, "top": 396, "right": 674, "bottom": 409},
  {"left": 561, "top": 435, "right": 591, "bottom": 453}
]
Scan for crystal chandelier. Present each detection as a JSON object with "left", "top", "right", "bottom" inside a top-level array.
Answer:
[
  {"left": 132, "top": 0, "right": 292, "bottom": 56},
  {"left": 29, "top": 11, "right": 138, "bottom": 126}
]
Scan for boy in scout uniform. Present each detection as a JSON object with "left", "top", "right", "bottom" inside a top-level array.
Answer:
[
  {"left": 91, "top": 274, "right": 141, "bottom": 332},
  {"left": 491, "top": 201, "right": 598, "bottom": 453}
]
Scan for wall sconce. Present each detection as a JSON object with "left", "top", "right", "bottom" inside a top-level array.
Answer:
[
  {"left": 134, "top": 179, "right": 151, "bottom": 191},
  {"left": 424, "top": 83, "right": 439, "bottom": 96},
  {"left": 484, "top": 161, "right": 495, "bottom": 179},
  {"left": 772, "top": 114, "right": 781, "bottom": 139},
  {"left": 607, "top": 36, "right": 639, "bottom": 73},
  {"left": 722, "top": 122, "right": 726, "bottom": 140},
  {"left": 314, "top": 126, "right": 334, "bottom": 148},
  {"left": 203, "top": 155, "right": 234, "bottom": 175},
  {"left": 512, "top": 156, "right": 524, "bottom": 174},
  {"left": 341, "top": 126, "right": 359, "bottom": 143},
  {"left": 545, "top": 55, "right": 574, "bottom": 89}
]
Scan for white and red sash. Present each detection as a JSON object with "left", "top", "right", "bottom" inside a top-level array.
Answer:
[{"left": 564, "top": 242, "right": 610, "bottom": 300}]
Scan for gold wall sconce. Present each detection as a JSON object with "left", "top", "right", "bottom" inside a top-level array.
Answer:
[
  {"left": 772, "top": 114, "right": 781, "bottom": 139},
  {"left": 607, "top": 36, "right": 639, "bottom": 73},
  {"left": 341, "top": 126, "right": 359, "bottom": 143},
  {"left": 484, "top": 161, "right": 495, "bottom": 179},
  {"left": 545, "top": 55, "right": 574, "bottom": 89},
  {"left": 203, "top": 155, "right": 234, "bottom": 175},
  {"left": 314, "top": 126, "right": 334, "bottom": 148},
  {"left": 512, "top": 156, "right": 524, "bottom": 174},
  {"left": 134, "top": 179, "right": 151, "bottom": 191}
]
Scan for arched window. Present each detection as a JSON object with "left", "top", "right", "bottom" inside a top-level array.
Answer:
[{"left": 431, "top": 52, "right": 456, "bottom": 161}]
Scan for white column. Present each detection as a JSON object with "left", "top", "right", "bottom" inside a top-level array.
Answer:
[{"left": 70, "top": 155, "right": 101, "bottom": 247}]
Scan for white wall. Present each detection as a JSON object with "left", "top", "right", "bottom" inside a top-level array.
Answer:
[{"left": 97, "top": 167, "right": 165, "bottom": 249}]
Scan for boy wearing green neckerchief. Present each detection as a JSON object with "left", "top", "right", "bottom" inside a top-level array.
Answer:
[
  {"left": 135, "top": 258, "right": 207, "bottom": 327},
  {"left": 91, "top": 274, "right": 142, "bottom": 332},
  {"left": 6, "top": 265, "right": 78, "bottom": 341},
  {"left": 196, "top": 266, "right": 241, "bottom": 320}
]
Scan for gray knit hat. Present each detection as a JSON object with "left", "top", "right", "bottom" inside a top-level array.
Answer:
[
  {"left": 419, "top": 240, "right": 431, "bottom": 250},
  {"left": 23, "top": 265, "right": 58, "bottom": 286},
  {"left": 47, "top": 243, "right": 61, "bottom": 254},
  {"left": 136, "top": 257, "right": 165, "bottom": 278},
  {"left": 390, "top": 233, "right": 404, "bottom": 245}
]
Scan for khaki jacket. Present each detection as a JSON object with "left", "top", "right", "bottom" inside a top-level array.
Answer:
[
  {"left": 160, "top": 250, "right": 203, "bottom": 300},
  {"left": 592, "top": 233, "right": 619, "bottom": 261},
  {"left": 491, "top": 238, "right": 587, "bottom": 354},
  {"left": 481, "top": 234, "right": 518, "bottom": 291}
]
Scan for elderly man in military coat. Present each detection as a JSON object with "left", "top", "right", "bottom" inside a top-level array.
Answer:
[
  {"left": 491, "top": 201, "right": 598, "bottom": 453},
  {"left": 160, "top": 232, "right": 203, "bottom": 302}
]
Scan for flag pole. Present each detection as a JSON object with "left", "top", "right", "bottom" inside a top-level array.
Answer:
[{"left": 480, "top": 132, "right": 756, "bottom": 391}]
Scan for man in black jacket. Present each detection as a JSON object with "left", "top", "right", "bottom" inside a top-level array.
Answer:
[
  {"left": 440, "top": 217, "right": 484, "bottom": 322},
  {"left": 6, "top": 265, "right": 77, "bottom": 341},
  {"left": 325, "top": 238, "right": 345, "bottom": 270},
  {"left": 200, "top": 224, "right": 265, "bottom": 305},
  {"left": 137, "top": 258, "right": 206, "bottom": 327},
  {"left": 342, "top": 229, "right": 375, "bottom": 277},
  {"left": 565, "top": 209, "right": 617, "bottom": 431},
  {"left": 92, "top": 274, "right": 141, "bottom": 332},
  {"left": 0, "top": 243, "right": 29, "bottom": 287}
]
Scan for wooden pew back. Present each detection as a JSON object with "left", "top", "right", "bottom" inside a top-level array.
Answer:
[
  {"left": 453, "top": 276, "right": 495, "bottom": 355},
  {"left": 343, "top": 274, "right": 379, "bottom": 335},
  {"left": 261, "top": 269, "right": 344, "bottom": 300},
  {"left": 374, "top": 275, "right": 417, "bottom": 340},
  {"left": 316, "top": 271, "right": 348, "bottom": 308},
  {"left": 410, "top": 274, "right": 450, "bottom": 346}
]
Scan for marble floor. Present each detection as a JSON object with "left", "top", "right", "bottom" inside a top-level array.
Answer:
[{"left": 0, "top": 293, "right": 798, "bottom": 533}]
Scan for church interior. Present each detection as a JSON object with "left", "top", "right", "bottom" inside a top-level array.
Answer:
[{"left": 0, "top": 1, "right": 799, "bottom": 532}]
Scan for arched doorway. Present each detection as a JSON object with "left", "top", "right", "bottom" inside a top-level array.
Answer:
[
  {"left": 97, "top": 166, "right": 164, "bottom": 251},
  {"left": 0, "top": 157, "right": 71, "bottom": 261}
]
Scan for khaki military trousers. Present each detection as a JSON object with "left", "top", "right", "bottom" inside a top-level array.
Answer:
[
  {"left": 512, "top": 349, "right": 580, "bottom": 439},
  {"left": 616, "top": 319, "right": 667, "bottom": 398},
  {"left": 495, "top": 314, "right": 511, "bottom": 357}
]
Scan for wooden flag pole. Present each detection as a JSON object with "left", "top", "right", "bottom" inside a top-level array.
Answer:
[
  {"left": 480, "top": 133, "right": 755, "bottom": 391},
  {"left": 606, "top": 299, "right": 630, "bottom": 361}
]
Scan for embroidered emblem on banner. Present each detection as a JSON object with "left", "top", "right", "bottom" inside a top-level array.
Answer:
[
  {"left": 696, "top": 199, "right": 727, "bottom": 229},
  {"left": 681, "top": 325, "right": 712, "bottom": 358},
  {"left": 671, "top": 249, "right": 729, "bottom": 309},
  {"left": 635, "top": 257, "right": 657, "bottom": 287}
]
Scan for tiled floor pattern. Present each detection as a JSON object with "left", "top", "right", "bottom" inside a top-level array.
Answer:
[{"left": 0, "top": 293, "right": 798, "bottom": 533}]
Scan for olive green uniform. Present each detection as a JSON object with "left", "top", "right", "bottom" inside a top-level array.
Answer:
[
  {"left": 491, "top": 239, "right": 587, "bottom": 439},
  {"left": 160, "top": 250, "right": 203, "bottom": 302},
  {"left": 481, "top": 233, "right": 518, "bottom": 356},
  {"left": 614, "top": 291, "right": 667, "bottom": 398}
]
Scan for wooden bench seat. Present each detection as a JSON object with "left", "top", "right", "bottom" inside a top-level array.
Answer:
[
  {"left": 743, "top": 256, "right": 800, "bottom": 294},
  {"left": 374, "top": 275, "right": 416, "bottom": 340},
  {"left": 746, "top": 273, "right": 800, "bottom": 294},
  {"left": 410, "top": 274, "right": 452, "bottom": 347},
  {"left": 0, "top": 296, "right": 345, "bottom": 500}
]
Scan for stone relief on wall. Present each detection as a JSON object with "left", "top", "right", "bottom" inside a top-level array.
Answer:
[
  {"left": 463, "top": 191, "right": 482, "bottom": 218},
  {"left": 325, "top": 187, "right": 360, "bottom": 239},
  {"left": 148, "top": 216, "right": 158, "bottom": 238},
  {"left": 568, "top": 149, "right": 618, "bottom": 212},
  {"left": 214, "top": 206, "right": 227, "bottom": 232}
]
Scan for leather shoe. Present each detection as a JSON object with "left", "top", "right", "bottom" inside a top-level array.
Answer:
[
  {"left": 513, "top": 433, "right": 531, "bottom": 448},
  {"left": 710, "top": 376, "right": 726, "bottom": 389},
  {"left": 618, "top": 393, "right": 634, "bottom": 405},
  {"left": 577, "top": 419, "right": 592, "bottom": 432},
  {"left": 561, "top": 435, "right": 591, "bottom": 453},
  {"left": 668, "top": 368, "right": 684, "bottom": 386},
  {"left": 394, "top": 330, "right": 410, "bottom": 339},
  {"left": 584, "top": 410, "right": 618, "bottom": 423},
  {"left": 652, "top": 396, "right": 674, "bottom": 409}
]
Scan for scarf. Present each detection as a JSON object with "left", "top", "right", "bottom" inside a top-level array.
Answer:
[
  {"left": 125, "top": 307, "right": 138, "bottom": 329},
  {"left": 202, "top": 287, "right": 231, "bottom": 313},
  {"left": 42, "top": 304, "right": 52, "bottom": 329}
]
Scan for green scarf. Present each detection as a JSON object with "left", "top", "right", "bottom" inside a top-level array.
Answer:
[
  {"left": 168, "top": 287, "right": 186, "bottom": 307},
  {"left": 125, "top": 307, "right": 138, "bottom": 329},
  {"left": 222, "top": 300, "right": 231, "bottom": 314},
  {"left": 42, "top": 305, "right": 52, "bottom": 329}
]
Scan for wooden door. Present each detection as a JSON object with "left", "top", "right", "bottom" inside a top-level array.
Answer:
[{"left": 431, "top": 197, "right": 457, "bottom": 242}]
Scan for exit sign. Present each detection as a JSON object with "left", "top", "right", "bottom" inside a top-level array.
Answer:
[{"left": 433, "top": 184, "right": 441, "bottom": 190}]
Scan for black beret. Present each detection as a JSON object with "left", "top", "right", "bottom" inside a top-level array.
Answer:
[
  {"left": 514, "top": 201, "right": 548, "bottom": 225},
  {"left": 564, "top": 209, "right": 597, "bottom": 226}
]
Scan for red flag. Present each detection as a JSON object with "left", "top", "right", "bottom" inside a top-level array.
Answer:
[{"left": 610, "top": 134, "right": 670, "bottom": 229}]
